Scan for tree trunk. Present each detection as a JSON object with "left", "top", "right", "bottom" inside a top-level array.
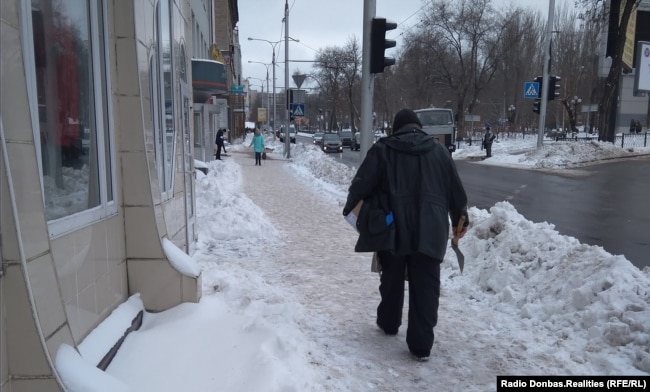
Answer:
[{"left": 597, "top": 0, "right": 636, "bottom": 142}]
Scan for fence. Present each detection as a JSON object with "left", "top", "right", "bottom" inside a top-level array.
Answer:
[{"left": 456, "top": 132, "right": 649, "bottom": 149}]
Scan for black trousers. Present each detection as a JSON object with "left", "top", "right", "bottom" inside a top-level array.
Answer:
[
  {"left": 376, "top": 251, "right": 441, "bottom": 356},
  {"left": 215, "top": 143, "right": 224, "bottom": 159}
]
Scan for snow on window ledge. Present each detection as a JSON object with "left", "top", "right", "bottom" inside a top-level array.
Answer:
[{"left": 162, "top": 238, "right": 201, "bottom": 278}]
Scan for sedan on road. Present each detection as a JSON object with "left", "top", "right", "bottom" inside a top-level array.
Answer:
[
  {"left": 322, "top": 133, "right": 343, "bottom": 153},
  {"left": 340, "top": 130, "right": 353, "bottom": 148},
  {"left": 313, "top": 132, "right": 324, "bottom": 146}
]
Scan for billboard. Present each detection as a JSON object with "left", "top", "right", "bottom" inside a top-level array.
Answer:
[
  {"left": 635, "top": 41, "right": 650, "bottom": 91},
  {"left": 257, "top": 108, "right": 267, "bottom": 123}
]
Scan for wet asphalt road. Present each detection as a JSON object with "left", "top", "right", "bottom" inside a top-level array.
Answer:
[
  {"left": 299, "top": 134, "right": 649, "bottom": 270},
  {"left": 456, "top": 157, "right": 650, "bottom": 271}
]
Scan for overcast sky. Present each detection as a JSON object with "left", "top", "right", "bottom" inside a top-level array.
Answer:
[{"left": 238, "top": 0, "right": 570, "bottom": 91}]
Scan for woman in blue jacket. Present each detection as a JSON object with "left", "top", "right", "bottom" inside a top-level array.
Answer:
[{"left": 249, "top": 128, "right": 265, "bottom": 165}]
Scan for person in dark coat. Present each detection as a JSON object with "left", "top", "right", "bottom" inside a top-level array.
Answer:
[
  {"left": 215, "top": 128, "right": 225, "bottom": 160},
  {"left": 342, "top": 108, "right": 469, "bottom": 361},
  {"left": 483, "top": 126, "right": 496, "bottom": 158}
]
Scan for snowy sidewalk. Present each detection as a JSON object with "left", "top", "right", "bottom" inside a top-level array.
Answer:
[
  {"left": 102, "top": 143, "right": 649, "bottom": 392},
  {"left": 228, "top": 151, "right": 568, "bottom": 391}
]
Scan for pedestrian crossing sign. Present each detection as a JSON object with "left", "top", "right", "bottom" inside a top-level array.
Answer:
[
  {"left": 524, "top": 82, "right": 540, "bottom": 99},
  {"left": 291, "top": 103, "right": 305, "bottom": 117}
]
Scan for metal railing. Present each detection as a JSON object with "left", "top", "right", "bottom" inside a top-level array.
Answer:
[
  {"left": 455, "top": 132, "right": 649, "bottom": 149},
  {"left": 616, "top": 132, "right": 649, "bottom": 149}
]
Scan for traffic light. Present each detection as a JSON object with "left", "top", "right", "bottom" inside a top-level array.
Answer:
[
  {"left": 532, "top": 98, "right": 541, "bottom": 114},
  {"left": 370, "top": 17, "right": 397, "bottom": 73},
  {"left": 548, "top": 76, "right": 561, "bottom": 101}
]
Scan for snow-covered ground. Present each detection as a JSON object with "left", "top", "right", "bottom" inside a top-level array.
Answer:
[{"left": 55, "top": 132, "right": 650, "bottom": 391}]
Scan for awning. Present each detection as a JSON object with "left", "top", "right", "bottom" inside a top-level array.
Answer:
[{"left": 191, "top": 59, "right": 227, "bottom": 103}]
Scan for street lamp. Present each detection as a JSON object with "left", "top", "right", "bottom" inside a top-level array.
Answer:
[
  {"left": 248, "top": 36, "right": 300, "bottom": 129},
  {"left": 248, "top": 37, "right": 282, "bottom": 131},
  {"left": 246, "top": 77, "right": 267, "bottom": 129},
  {"left": 246, "top": 74, "right": 269, "bottom": 129}
]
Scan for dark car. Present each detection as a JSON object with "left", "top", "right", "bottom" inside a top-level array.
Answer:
[
  {"left": 312, "top": 132, "right": 324, "bottom": 146},
  {"left": 340, "top": 130, "right": 353, "bottom": 148},
  {"left": 321, "top": 133, "right": 343, "bottom": 153},
  {"left": 351, "top": 132, "right": 361, "bottom": 151}
]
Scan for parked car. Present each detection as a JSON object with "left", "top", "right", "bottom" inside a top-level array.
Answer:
[
  {"left": 351, "top": 132, "right": 361, "bottom": 150},
  {"left": 321, "top": 133, "right": 343, "bottom": 153},
  {"left": 312, "top": 132, "right": 324, "bottom": 146},
  {"left": 340, "top": 130, "right": 353, "bottom": 148}
]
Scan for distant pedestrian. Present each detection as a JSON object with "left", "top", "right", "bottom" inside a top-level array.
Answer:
[
  {"left": 215, "top": 128, "right": 225, "bottom": 160},
  {"left": 343, "top": 108, "right": 469, "bottom": 362},
  {"left": 223, "top": 129, "right": 229, "bottom": 153},
  {"left": 483, "top": 126, "right": 496, "bottom": 158},
  {"left": 249, "top": 128, "right": 265, "bottom": 166}
]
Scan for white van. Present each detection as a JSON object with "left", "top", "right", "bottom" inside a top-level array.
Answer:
[
  {"left": 279, "top": 124, "right": 297, "bottom": 143},
  {"left": 414, "top": 108, "right": 456, "bottom": 153}
]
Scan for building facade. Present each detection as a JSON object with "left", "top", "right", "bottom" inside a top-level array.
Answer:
[{"left": 0, "top": 0, "right": 239, "bottom": 390}]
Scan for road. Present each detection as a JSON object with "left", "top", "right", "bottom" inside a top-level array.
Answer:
[
  {"left": 455, "top": 158, "right": 650, "bottom": 271},
  {"left": 296, "top": 134, "right": 650, "bottom": 270}
]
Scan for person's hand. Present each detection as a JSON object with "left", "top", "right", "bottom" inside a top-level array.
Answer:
[
  {"left": 453, "top": 225, "right": 468, "bottom": 239},
  {"left": 452, "top": 215, "right": 468, "bottom": 238}
]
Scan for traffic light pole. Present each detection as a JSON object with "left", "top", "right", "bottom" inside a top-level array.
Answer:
[
  {"left": 360, "top": 0, "right": 376, "bottom": 161},
  {"left": 284, "top": 0, "right": 291, "bottom": 159},
  {"left": 537, "top": 0, "right": 555, "bottom": 148}
]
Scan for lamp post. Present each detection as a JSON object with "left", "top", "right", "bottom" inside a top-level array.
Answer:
[
  {"left": 248, "top": 62, "right": 271, "bottom": 130},
  {"left": 248, "top": 37, "right": 282, "bottom": 131},
  {"left": 246, "top": 77, "right": 267, "bottom": 129}
]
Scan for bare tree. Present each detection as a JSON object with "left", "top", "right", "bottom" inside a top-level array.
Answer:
[
  {"left": 550, "top": 3, "right": 591, "bottom": 133},
  {"left": 491, "top": 7, "right": 544, "bottom": 133},
  {"left": 401, "top": 0, "right": 507, "bottom": 137},
  {"left": 576, "top": 0, "right": 636, "bottom": 141},
  {"left": 313, "top": 46, "right": 350, "bottom": 131}
]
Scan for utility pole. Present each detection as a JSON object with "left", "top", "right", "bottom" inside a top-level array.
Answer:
[
  {"left": 360, "top": 0, "right": 376, "bottom": 160},
  {"left": 284, "top": 0, "right": 291, "bottom": 159},
  {"left": 537, "top": 0, "right": 555, "bottom": 148}
]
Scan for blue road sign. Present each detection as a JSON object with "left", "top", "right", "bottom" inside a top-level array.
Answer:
[
  {"left": 524, "top": 82, "right": 540, "bottom": 99},
  {"left": 291, "top": 103, "right": 305, "bottom": 117}
]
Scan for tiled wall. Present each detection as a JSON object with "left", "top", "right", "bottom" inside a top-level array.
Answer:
[
  {"left": 0, "top": 0, "right": 202, "bottom": 389},
  {"left": 50, "top": 217, "right": 128, "bottom": 343}
]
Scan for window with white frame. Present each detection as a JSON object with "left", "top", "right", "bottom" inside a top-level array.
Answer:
[
  {"left": 28, "top": 0, "right": 115, "bottom": 235},
  {"left": 154, "top": 0, "right": 176, "bottom": 197}
]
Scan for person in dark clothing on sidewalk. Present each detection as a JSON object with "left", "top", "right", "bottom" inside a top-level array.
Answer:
[
  {"left": 215, "top": 128, "right": 225, "bottom": 160},
  {"left": 343, "top": 108, "right": 469, "bottom": 362},
  {"left": 483, "top": 126, "right": 496, "bottom": 158}
]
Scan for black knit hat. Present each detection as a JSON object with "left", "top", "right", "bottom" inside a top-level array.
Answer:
[{"left": 392, "top": 109, "right": 422, "bottom": 132}]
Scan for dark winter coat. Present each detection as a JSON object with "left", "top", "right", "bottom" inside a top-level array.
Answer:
[
  {"left": 343, "top": 126, "right": 469, "bottom": 260},
  {"left": 483, "top": 130, "right": 496, "bottom": 146},
  {"left": 215, "top": 129, "right": 225, "bottom": 146}
]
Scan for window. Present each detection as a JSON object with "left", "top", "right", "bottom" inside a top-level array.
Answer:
[
  {"left": 29, "top": 0, "right": 115, "bottom": 235},
  {"left": 154, "top": 0, "right": 176, "bottom": 197}
]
